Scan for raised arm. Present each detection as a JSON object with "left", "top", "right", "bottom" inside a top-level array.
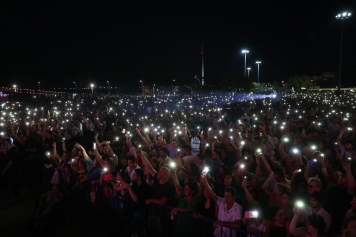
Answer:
[
  {"left": 289, "top": 208, "right": 306, "bottom": 236},
  {"left": 242, "top": 178, "right": 259, "bottom": 206},
  {"left": 279, "top": 141, "right": 287, "bottom": 158},
  {"left": 171, "top": 171, "right": 182, "bottom": 196},
  {"left": 344, "top": 162, "right": 356, "bottom": 196},
  {"left": 138, "top": 151, "right": 157, "bottom": 177},
  {"left": 52, "top": 142, "right": 61, "bottom": 161},
  {"left": 201, "top": 175, "right": 218, "bottom": 202},
  {"left": 258, "top": 154, "right": 272, "bottom": 175}
]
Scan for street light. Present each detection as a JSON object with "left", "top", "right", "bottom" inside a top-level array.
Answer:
[
  {"left": 335, "top": 12, "right": 352, "bottom": 92},
  {"left": 73, "top": 81, "right": 77, "bottom": 94},
  {"left": 13, "top": 85, "right": 17, "bottom": 92},
  {"left": 90, "top": 84, "right": 94, "bottom": 94},
  {"left": 107, "top": 81, "right": 110, "bottom": 95},
  {"left": 242, "top": 49, "right": 249, "bottom": 77},
  {"left": 256, "top": 61, "right": 261, "bottom": 84},
  {"left": 38, "top": 82, "right": 40, "bottom": 90},
  {"left": 247, "top": 68, "right": 251, "bottom": 78}
]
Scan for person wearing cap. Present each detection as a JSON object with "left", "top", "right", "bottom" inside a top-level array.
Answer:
[{"left": 298, "top": 191, "right": 331, "bottom": 232}]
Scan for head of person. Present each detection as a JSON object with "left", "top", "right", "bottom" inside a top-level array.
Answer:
[
  {"left": 345, "top": 141, "right": 354, "bottom": 151},
  {"left": 280, "top": 190, "right": 293, "bottom": 206},
  {"left": 224, "top": 187, "right": 237, "bottom": 205},
  {"left": 182, "top": 145, "right": 192, "bottom": 156},
  {"left": 218, "top": 165, "right": 228, "bottom": 176},
  {"left": 330, "top": 170, "right": 341, "bottom": 183},
  {"left": 307, "top": 177, "right": 322, "bottom": 194},
  {"left": 117, "top": 169, "right": 130, "bottom": 183},
  {"left": 170, "top": 138, "right": 178, "bottom": 148},
  {"left": 265, "top": 140, "right": 274, "bottom": 150},
  {"left": 268, "top": 129, "right": 275, "bottom": 137},
  {"left": 184, "top": 181, "right": 200, "bottom": 199},
  {"left": 194, "top": 153, "right": 205, "bottom": 165},
  {"left": 159, "top": 148, "right": 169, "bottom": 159},
  {"left": 223, "top": 173, "right": 236, "bottom": 187},
  {"left": 157, "top": 167, "right": 170, "bottom": 182},
  {"left": 149, "top": 157, "right": 160, "bottom": 170},
  {"left": 187, "top": 163, "right": 201, "bottom": 182},
  {"left": 273, "top": 167, "right": 286, "bottom": 182},
  {"left": 270, "top": 205, "right": 285, "bottom": 224},
  {"left": 127, "top": 155, "right": 137, "bottom": 168},
  {"left": 212, "top": 149, "right": 221, "bottom": 161},
  {"left": 306, "top": 214, "right": 326, "bottom": 235},
  {"left": 4, "top": 137, "right": 14, "bottom": 148},
  {"left": 339, "top": 174, "right": 349, "bottom": 189},
  {"left": 133, "top": 168, "right": 145, "bottom": 182},
  {"left": 255, "top": 164, "right": 266, "bottom": 177},
  {"left": 309, "top": 191, "right": 323, "bottom": 209}
]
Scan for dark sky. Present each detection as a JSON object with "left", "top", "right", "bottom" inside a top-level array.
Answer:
[{"left": 1, "top": 1, "right": 355, "bottom": 89}]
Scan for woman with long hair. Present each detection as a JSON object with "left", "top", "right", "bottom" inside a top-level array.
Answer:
[{"left": 170, "top": 171, "right": 201, "bottom": 237}]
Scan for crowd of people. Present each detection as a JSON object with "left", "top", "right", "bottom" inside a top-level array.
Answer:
[{"left": 1, "top": 90, "right": 356, "bottom": 237}]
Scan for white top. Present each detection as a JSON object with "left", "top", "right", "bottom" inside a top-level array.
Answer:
[
  {"left": 126, "top": 165, "right": 141, "bottom": 182},
  {"left": 214, "top": 197, "right": 242, "bottom": 237},
  {"left": 305, "top": 206, "right": 332, "bottom": 232}
]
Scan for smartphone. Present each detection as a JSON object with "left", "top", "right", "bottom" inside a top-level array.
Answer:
[
  {"left": 93, "top": 142, "right": 96, "bottom": 150},
  {"left": 308, "top": 159, "right": 317, "bottom": 166},
  {"left": 245, "top": 211, "right": 258, "bottom": 218},
  {"left": 122, "top": 128, "right": 126, "bottom": 134}
]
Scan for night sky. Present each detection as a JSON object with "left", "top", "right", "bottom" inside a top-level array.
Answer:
[{"left": 1, "top": 1, "right": 355, "bottom": 89}]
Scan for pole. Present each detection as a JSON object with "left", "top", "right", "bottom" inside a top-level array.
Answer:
[
  {"left": 201, "top": 44, "right": 204, "bottom": 86},
  {"left": 244, "top": 53, "right": 247, "bottom": 77},
  {"left": 247, "top": 69, "right": 250, "bottom": 78},
  {"left": 338, "top": 20, "right": 344, "bottom": 92},
  {"left": 257, "top": 63, "right": 260, "bottom": 84}
]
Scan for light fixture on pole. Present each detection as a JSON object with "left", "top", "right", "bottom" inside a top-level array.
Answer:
[
  {"left": 256, "top": 61, "right": 261, "bottom": 84},
  {"left": 107, "top": 81, "right": 110, "bottom": 95},
  {"left": 13, "top": 84, "right": 17, "bottom": 92},
  {"left": 73, "top": 81, "right": 77, "bottom": 94},
  {"left": 247, "top": 68, "right": 251, "bottom": 78},
  {"left": 335, "top": 12, "right": 352, "bottom": 92},
  {"left": 242, "top": 50, "right": 249, "bottom": 77},
  {"left": 90, "top": 84, "right": 94, "bottom": 94}
]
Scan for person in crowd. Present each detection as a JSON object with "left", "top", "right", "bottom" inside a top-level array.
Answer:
[
  {"left": 201, "top": 174, "right": 242, "bottom": 237},
  {"left": 268, "top": 205, "right": 290, "bottom": 237},
  {"left": 170, "top": 171, "right": 200, "bottom": 236},
  {"left": 289, "top": 206, "right": 326, "bottom": 237}
]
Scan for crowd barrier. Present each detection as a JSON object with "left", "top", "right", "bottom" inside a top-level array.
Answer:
[{"left": 80, "top": 183, "right": 259, "bottom": 237}]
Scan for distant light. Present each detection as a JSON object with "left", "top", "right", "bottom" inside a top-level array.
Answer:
[
  {"left": 256, "top": 61, "right": 261, "bottom": 64},
  {"left": 336, "top": 12, "right": 351, "bottom": 19},
  {"left": 242, "top": 50, "right": 249, "bottom": 53}
]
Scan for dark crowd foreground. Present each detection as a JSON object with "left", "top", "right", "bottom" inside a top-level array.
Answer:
[{"left": 1, "top": 91, "right": 356, "bottom": 237}]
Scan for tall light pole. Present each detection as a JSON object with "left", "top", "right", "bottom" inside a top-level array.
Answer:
[
  {"left": 73, "top": 81, "right": 77, "bottom": 94},
  {"left": 256, "top": 61, "right": 261, "bottom": 84},
  {"left": 90, "top": 84, "right": 94, "bottom": 94},
  {"left": 140, "top": 80, "right": 144, "bottom": 95},
  {"left": 242, "top": 50, "right": 249, "bottom": 77},
  {"left": 38, "top": 82, "right": 40, "bottom": 91},
  {"left": 13, "top": 84, "right": 17, "bottom": 92},
  {"left": 247, "top": 67, "right": 251, "bottom": 78},
  {"left": 336, "top": 12, "right": 352, "bottom": 92},
  {"left": 107, "top": 81, "right": 110, "bottom": 95}
]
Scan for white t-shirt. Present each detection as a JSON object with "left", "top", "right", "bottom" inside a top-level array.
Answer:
[
  {"left": 305, "top": 206, "right": 332, "bottom": 232},
  {"left": 214, "top": 197, "right": 242, "bottom": 237}
]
